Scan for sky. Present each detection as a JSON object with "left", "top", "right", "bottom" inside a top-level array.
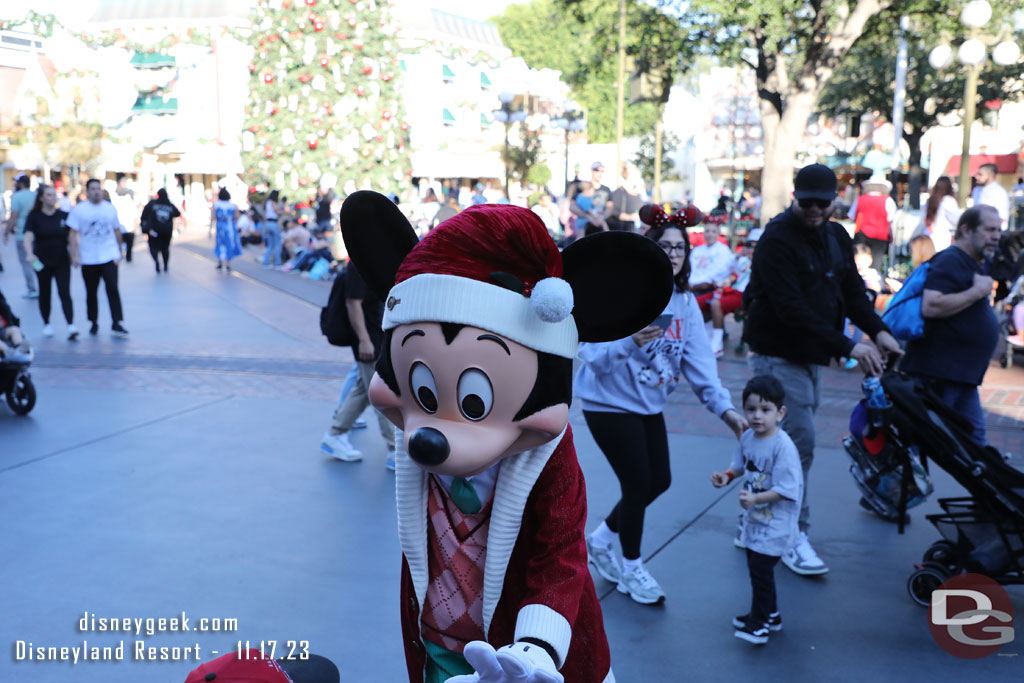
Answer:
[{"left": 391, "top": 0, "right": 530, "bottom": 23}]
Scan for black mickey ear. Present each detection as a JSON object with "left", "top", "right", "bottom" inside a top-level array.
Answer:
[
  {"left": 340, "top": 191, "right": 419, "bottom": 301},
  {"left": 561, "top": 231, "right": 674, "bottom": 342}
]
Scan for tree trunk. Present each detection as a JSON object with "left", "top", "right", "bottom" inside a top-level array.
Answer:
[
  {"left": 653, "top": 111, "right": 663, "bottom": 204},
  {"left": 905, "top": 128, "right": 924, "bottom": 211},
  {"left": 759, "top": 92, "right": 815, "bottom": 224}
]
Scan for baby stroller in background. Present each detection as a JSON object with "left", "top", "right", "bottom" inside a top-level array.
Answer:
[
  {"left": 0, "top": 337, "right": 36, "bottom": 415},
  {"left": 843, "top": 372, "right": 1024, "bottom": 606}
]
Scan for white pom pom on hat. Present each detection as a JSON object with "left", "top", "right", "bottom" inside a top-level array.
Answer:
[{"left": 530, "top": 277, "right": 574, "bottom": 322}]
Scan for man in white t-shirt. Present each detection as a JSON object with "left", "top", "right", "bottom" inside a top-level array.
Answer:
[
  {"left": 689, "top": 220, "right": 736, "bottom": 356},
  {"left": 67, "top": 179, "right": 128, "bottom": 337},
  {"left": 975, "top": 163, "right": 1010, "bottom": 230}
]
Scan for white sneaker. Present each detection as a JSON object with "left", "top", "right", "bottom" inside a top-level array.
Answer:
[
  {"left": 67, "top": 324, "right": 79, "bottom": 341},
  {"left": 781, "top": 533, "right": 829, "bottom": 576},
  {"left": 586, "top": 536, "right": 622, "bottom": 583},
  {"left": 710, "top": 328, "right": 724, "bottom": 358},
  {"left": 616, "top": 565, "right": 666, "bottom": 605},
  {"left": 320, "top": 431, "right": 362, "bottom": 461},
  {"left": 42, "top": 324, "right": 54, "bottom": 337}
]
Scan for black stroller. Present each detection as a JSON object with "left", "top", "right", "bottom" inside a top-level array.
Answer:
[
  {"left": 843, "top": 372, "right": 1024, "bottom": 606},
  {"left": 0, "top": 340, "right": 35, "bottom": 415}
]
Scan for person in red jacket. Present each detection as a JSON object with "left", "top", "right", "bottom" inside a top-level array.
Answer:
[
  {"left": 340, "top": 191, "right": 674, "bottom": 683},
  {"left": 847, "top": 175, "right": 896, "bottom": 271}
]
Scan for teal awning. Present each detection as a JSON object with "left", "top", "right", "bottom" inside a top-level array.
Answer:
[
  {"left": 130, "top": 51, "right": 175, "bottom": 68},
  {"left": 480, "top": 72, "right": 491, "bottom": 87},
  {"left": 442, "top": 64, "right": 455, "bottom": 79},
  {"left": 132, "top": 96, "right": 178, "bottom": 114},
  {"left": 480, "top": 113, "right": 489, "bottom": 126},
  {"left": 442, "top": 108, "right": 456, "bottom": 123},
  {"left": 400, "top": 59, "right": 407, "bottom": 72}
]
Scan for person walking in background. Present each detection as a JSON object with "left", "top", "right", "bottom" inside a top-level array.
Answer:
[
  {"left": 318, "top": 262, "right": 396, "bottom": 468},
  {"left": 22, "top": 184, "right": 76, "bottom": 340},
  {"left": 922, "top": 176, "right": 961, "bottom": 254},
  {"left": 262, "top": 189, "right": 283, "bottom": 267},
  {"left": 900, "top": 206, "right": 1001, "bottom": 445},
  {"left": 579, "top": 205, "right": 746, "bottom": 605},
  {"left": 314, "top": 187, "right": 334, "bottom": 235},
  {"left": 211, "top": 188, "right": 242, "bottom": 271},
  {"left": 744, "top": 163, "right": 902, "bottom": 577},
  {"left": 67, "top": 179, "right": 128, "bottom": 337},
  {"left": 3, "top": 173, "right": 39, "bottom": 299},
  {"left": 140, "top": 189, "right": 181, "bottom": 274},
  {"left": 607, "top": 163, "right": 645, "bottom": 232},
  {"left": 847, "top": 175, "right": 895, "bottom": 271},
  {"left": 112, "top": 177, "right": 137, "bottom": 263},
  {"left": 975, "top": 163, "right": 1010, "bottom": 230}
]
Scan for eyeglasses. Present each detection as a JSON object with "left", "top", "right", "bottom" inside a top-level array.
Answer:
[
  {"left": 657, "top": 242, "right": 687, "bottom": 255},
  {"left": 797, "top": 198, "right": 832, "bottom": 209}
]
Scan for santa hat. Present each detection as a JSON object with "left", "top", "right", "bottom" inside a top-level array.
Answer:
[{"left": 383, "top": 204, "right": 577, "bottom": 358}]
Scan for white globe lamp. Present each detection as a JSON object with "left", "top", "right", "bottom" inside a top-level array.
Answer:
[
  {"left": 960, "top": 0, "right": 992, "bottom": 29},
  {"left": 957, "top": 38, "right": 987, "bottom": 66},
  {"left": 992, "top": 41, "right": 1022, "bottom": 66},
  {"left": 929, "top": 44, "right": 953, "bottom": 69}
]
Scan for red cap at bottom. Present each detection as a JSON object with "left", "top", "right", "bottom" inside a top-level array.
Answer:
[{"left": 185, "top": 650, "right": 294, "bottom": 683}]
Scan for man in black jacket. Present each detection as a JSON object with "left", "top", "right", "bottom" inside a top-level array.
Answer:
[{"left": 743, "top": 164, "right": 902, "bottom": 577}]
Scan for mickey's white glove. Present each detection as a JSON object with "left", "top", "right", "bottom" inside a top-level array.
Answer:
[{"left": 446, "top": 641, "right": 563, "bottom": 683}]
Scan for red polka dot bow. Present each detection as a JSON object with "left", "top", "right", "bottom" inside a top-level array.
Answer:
[{"left": 639, "top": 203, "right": 703, "bottom": 228}]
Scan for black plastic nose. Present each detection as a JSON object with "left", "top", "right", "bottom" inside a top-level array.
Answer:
[{"left": 408, "top": 427, "right": 450, "bottom": 466}]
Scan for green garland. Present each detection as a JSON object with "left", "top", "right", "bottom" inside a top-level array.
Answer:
[{"left": 0, "top": 10, "right": 213, "bottom": 52}]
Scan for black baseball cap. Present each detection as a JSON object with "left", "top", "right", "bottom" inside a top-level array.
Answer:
[{"left": 793, "top": 163, "right": 837, "bottom": 200}]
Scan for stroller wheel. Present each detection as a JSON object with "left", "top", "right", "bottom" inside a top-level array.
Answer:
[
  {"left": 922, "top": 541, "right": 960, "bottom": 573},
  {"left": 6, "top": 372, "right": 37, "bottom": 416},
  {"left": 907, "top": 564, "right": 951, "bottom": 607}
]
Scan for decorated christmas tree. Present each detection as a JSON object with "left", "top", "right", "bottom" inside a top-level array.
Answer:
[{"left": 240, "top": 0, "right": 411, "bottom": 194}]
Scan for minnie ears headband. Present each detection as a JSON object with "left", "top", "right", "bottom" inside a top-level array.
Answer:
[{"left": 638, "top": 204, "right": 703, "bottom": 229}]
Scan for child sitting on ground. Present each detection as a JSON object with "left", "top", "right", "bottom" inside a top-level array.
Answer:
[{"left": 711, "top": 375, "right": 802, "bottom": 645}]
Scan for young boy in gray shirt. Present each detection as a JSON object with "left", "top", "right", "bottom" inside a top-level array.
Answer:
[{"left": 711, "top": 375, "right": 802, "bottom": 644}]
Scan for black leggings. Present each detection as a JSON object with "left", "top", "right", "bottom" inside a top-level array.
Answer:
[
  {"left": 37, "top": 263, "right": 73, "bottom": 324},
  {"left": 123, "top": 232, "right": 135, "bottom": 262},
  {"left": 583, "top": 410, "right": 671, "bottom": 560}
]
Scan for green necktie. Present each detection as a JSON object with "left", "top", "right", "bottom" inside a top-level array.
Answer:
[{"left": 449, "top": 477, "right": 482, "bottom": 514}]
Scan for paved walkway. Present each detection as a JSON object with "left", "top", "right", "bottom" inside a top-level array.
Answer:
[{"left": 1, "top": 236, "right": 1021, "bottom": 682}]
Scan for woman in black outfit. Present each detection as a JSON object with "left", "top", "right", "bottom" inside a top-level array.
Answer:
[
  {"left": 23, "top": 185, "right": 77, "bottom": 340},
  {"left": 140, "top": 189, "right": 181, "bottom": 273}
]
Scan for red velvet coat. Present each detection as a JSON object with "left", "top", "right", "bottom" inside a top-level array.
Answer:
[{"left": 398, "top": 426, "right": 612, "bottom": 682}]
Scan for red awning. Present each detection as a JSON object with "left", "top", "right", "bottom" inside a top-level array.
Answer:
[{"left": 944, "top": 153, "right": 1018, "bottom": 176}]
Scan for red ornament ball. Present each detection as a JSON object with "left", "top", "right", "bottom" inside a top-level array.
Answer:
[
  {"left": 353, "top": 40, "right": 363, "bottom": 50},
  {"left": 263, "top": 72, "right": 275, "bottom": 84},
  {"left": 268, "top": 34, "right": 279, "bottom": 43},
  {"left": 298, "top": 73, "right": 312, "bottom": 83},
  {"left": 304, "top": 0, "right": 316, "bottom": 5},
  {"left": 283, "top": 0, "right": 291, "bottom": 6},
  {"left": 382, "top": 110, "right": 392, "bottom": 120},
  {"left": 311, "top": 118, "right": 322, "bottom": 127},
  {"left": 355, "top": 86, "right": 365, "bottom": 96},
  {"left": 375, "top": 135, "right": 383, "bottom": 142},
  {"left": 247, "top": 62, "right": 255, "bottom": 73},
  {"left": 362, "top": 65, "right": 372, "bottom": 75},
  {"left": 313, "top": 21, "right": 324, "bottom": 32},
  {"left": 319, "top": 55, "right": 329, "bottom": 67},
  {"left": 299, "top": 177, "right": 309, "bottom": 186},
  {"left": 400, "top": 121, "right": 409, "bottom": 131},
  {"left": 382, "top": 73, "right": 393, "bottom": 82},
  {"left": 307, "top": 136, "right": 319, "bottom": 150}
]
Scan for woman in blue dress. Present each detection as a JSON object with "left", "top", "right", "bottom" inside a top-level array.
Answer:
[{"left": 211, "top": 188, "right": 243, "bottom": 271}]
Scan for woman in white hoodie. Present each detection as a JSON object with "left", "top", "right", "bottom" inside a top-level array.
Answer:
[{"left": 577, "top": 205, "right": 747, "bottom": 605}]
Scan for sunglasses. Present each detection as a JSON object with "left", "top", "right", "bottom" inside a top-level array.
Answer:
[{"left": 797, "top": 198, "right": 832, "bottom": 209}]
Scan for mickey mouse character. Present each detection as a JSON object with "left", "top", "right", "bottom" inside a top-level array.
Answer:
[{"left": 340, "top": 192, "right": 673, "bottom": 683}]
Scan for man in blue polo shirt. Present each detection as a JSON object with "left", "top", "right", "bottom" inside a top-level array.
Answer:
[{"left": 900, "top": 205, "right": 1001, "bottom": 445}]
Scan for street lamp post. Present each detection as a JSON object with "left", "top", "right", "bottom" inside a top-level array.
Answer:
[
  {"left": 929, "top": 0, "right": 1022, "bottom": 207},
  {"left": 492, "top": 91, "right": 526, "bottom": 200},
  {"left": 550, "top": 102, "right": 586, "bottom": 197}
]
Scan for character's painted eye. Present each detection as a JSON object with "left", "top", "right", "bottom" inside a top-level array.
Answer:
[
  {"left": 457, "top": 368, "right": 493, "bottom": 421},
  {"left": 410, "top": 362, "right": 438, "bottom": 414}
]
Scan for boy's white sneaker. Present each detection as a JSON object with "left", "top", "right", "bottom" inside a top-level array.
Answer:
[
  {"left": 42, "top": 324, "right": 54, "bottom": 337},
  {"left": 320, "top": 431, "right": 362, "bottom": 461},
  {"left": 586, "top": 536, "right": 622, "bottom": 583}
]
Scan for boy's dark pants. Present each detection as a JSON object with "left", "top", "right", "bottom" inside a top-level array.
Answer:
[{"left": 747, "top": 549, "right": 780, "bottom": 624}]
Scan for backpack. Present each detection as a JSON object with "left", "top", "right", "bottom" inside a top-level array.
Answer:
[
  {"left": 319, "top": 269, "right": 355, "bottom": 346},
  {"left": 882, "top": 261, "right": 930, "bottom": 341}
]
